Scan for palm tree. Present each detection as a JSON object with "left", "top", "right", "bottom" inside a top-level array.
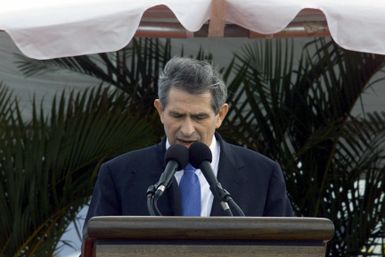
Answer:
[
  {"left": 221, "top": 39, "right": 385, "bottom": 256},
  {"left": 16, "top": 38, "right": 213, "bottom": 119},
  {"left": 15, "top": 37, "right": 385, "bottom": 256},
  {"left": 0, "top": 84, "right": 157, "bottom": 256}
]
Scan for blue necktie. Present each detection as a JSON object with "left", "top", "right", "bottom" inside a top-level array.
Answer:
[{"left": 179, "top": 163, "right": 201, "bottom": 216}]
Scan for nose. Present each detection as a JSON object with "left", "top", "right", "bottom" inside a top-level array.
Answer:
[{"left": 180, "top": 117, "right": 195, "bottom": 136}]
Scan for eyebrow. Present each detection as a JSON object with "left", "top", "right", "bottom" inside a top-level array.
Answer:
[
  {"left": 169, "top": 110, "right": 209, "bottom": 117},
  {"left": 192, "top": 113, "right": 209, "bottom": 118}
]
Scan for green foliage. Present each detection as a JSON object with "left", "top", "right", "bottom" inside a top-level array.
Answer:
[
  {"left": 16, "top": 38, "right": 214, "bottom": 118},
  {"left": 221, "top": 39, "right": 385, "bottom": 256},
  {"left": 14, "top": 37, "right": 385, "bottom": 256},
  {"left": 17, "top": 38, "right": 171, "bottom": 117},
  {"left": 0, "top": 84, "right": 157, "bottom": 257}
]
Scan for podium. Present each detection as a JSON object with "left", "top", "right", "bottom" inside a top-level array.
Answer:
[{"left": 82, "top": 216, "right": 334, "bottom": 257}]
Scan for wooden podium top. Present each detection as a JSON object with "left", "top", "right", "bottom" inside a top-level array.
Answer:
[{"left": 85, "top": 216, "right": 334, "bottom": 242}]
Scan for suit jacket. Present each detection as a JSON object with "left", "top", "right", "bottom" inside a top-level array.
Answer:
[{"left": 85, "top": 134, "right": 293, "bottom": 224}]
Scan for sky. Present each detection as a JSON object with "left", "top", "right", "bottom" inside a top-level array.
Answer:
[{"left": 57, "top": 207, "right": 88, "bottom": 257}]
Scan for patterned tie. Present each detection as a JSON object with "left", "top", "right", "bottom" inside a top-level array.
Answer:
[{"left": 179, "top": 163, "right": 201, "bottom": 216}]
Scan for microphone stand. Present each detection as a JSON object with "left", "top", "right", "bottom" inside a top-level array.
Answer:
[
  {"left": 148, "top": 175, "right": 245, "bottom": 216},
  {"left": 147, "top": 144, "right": 188, "bottom": 216},
  {"left": 211, "top": 183, "right": 245, "bottom": 216},
  {"left": 222, "top": 189, "right": 245, "bottom": 216},
  {"left": 146, "top": 185, "right": 162, "bottom": 216},
  {"left": 148, "top": 182, "right": 244, "bottom": 216}
]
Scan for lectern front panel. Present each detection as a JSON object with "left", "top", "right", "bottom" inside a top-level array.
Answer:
[
  {"left": 83, "top": 217, "right": 334, "bottom": 257},
  {"left": 94, "top": 243, "right": 326, "bottom": 257}
]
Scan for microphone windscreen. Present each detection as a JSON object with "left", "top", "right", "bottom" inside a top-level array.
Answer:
[
  {"left": 189, "top": 142, "right": 213, "bottom": 168},
  {"left": 164, "top": 144, "right": 189, "bottom": 169}
]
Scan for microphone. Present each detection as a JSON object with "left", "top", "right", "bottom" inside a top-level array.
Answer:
[
  {"left": 189, "top": 142, "right": 245, "bottom": 216},
  {"left": 189, "top": 142, "right": 215, "bottom": 187},
  {"left": 154, "top": 144, "right": 189, "bottom": 197}
]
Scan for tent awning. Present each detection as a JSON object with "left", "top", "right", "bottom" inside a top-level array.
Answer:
[
  {"left": 137, "top": 6, "right": 329, "bottom": 39},
  {"left": 1, "top": 0, "right": 384, "bottom": 60}
]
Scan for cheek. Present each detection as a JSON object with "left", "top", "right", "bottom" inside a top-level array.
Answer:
[
  {"left": 201, "top": 121, "right": 218, "bottom": 135},
  {"left": 163, "top": 118, "right": 178, "bottom": 133},
  {"left": 158, "top": 112, "right": 165, "bottom": 124}
]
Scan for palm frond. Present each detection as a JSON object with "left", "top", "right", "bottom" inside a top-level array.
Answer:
[
  {"left": 16, "top": 38, "right": 173, "bottom": 118},
  {"left": 222, "top": 38, "right": 385, "bottom": 256},
  {"left": 0, "top": 84, "right": 158, "bottom": 257}
]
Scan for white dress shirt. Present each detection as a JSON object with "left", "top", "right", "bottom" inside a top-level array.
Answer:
[{"left": 166, "top": 137, "right": 220, "bottom": 216}]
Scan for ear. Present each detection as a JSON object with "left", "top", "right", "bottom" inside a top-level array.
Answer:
[
  {"left": 215, "top": 103, "right": 229, "bottom": 128},
  {"left": 154, "top": 99, "right": 164, "bottom": 123}
]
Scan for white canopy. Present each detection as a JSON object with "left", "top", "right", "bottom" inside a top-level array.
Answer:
[{"left": 1, "top": 0, "right": 385, "bottom": 59}]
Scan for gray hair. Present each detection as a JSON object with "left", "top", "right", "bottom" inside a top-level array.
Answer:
[{"left": 158, "top": 57, "right": 227, "bottom": 113}]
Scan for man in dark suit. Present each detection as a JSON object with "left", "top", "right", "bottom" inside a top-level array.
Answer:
[{"left": 85, "top": 57, "right": 293, "bottom": 223}]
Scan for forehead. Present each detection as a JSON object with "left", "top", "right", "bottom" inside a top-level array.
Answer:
[{"left": 165, "top": 87, "right": 214, "bottom": 113}]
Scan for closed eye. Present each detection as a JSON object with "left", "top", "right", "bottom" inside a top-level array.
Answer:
[
  {"left": 192, "top": 113, "right": 209, "bottom": 120},
  {"left": 169, "top": 112, "right": 184, "bottom": 119}
]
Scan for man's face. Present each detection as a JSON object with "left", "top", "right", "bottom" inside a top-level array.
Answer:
[{"left": 154, "top": 87, "right": 228, "bottom": 148}]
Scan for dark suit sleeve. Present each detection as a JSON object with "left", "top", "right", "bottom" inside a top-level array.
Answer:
[
  {"left": 264, "top": 162, "right": 293, "bottom": 216},
  {"left": 85, "top": 163, "right": 122, "bottom": 224}
]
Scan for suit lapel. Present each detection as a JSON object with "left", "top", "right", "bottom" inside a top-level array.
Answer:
[
  {"left": 155, "top": 179, "right": 180, "bottom": 216},
  {"left": 148, "top": 138, "right": 180, "bottom": 216},
  {"left": 210, "top": 135, "right": 246, "bottom": 216},
  {"left": 168, "top": 177, "right": 181, "bottom": 215}
]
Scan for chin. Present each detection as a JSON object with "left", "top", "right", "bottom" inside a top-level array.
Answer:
[
  {"left": 179, "top": 142, "right": 193, "bottom": 148},
  {"left": 175, "top": 140, "right": 198, "bottom": 148}
]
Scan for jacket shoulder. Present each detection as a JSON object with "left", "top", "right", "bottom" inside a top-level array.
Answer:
[
  {"left": 224, "top": 142, "right": 278, "bottom": 167},
  {"left": 102, "top": 143, "right": 162, "bottom": 174}
]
